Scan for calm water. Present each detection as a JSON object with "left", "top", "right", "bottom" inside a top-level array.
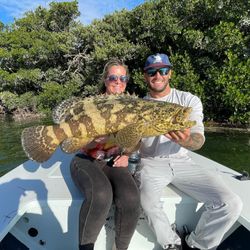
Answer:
[
  {"left": 0, "top": 117, "right": 52, "bottom": 176},
  {"left": 0, "top": 118, "right": 249, "bottom": 176}
]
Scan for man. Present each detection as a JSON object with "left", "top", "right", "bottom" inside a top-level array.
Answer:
[{"left": 138, "top": 53, "right": 242, "bottom": 250}]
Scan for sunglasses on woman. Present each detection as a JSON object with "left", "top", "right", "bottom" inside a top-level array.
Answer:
[
  {"left": 145, "top": 67, "right": 171, "bottom": 77},
  {"left": 106, "top": 75, "right": 129, "bottom": 83}
]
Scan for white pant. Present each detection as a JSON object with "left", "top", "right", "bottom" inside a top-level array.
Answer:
[{"left": 138, "top": 156, "right": 243, "bottom": 249}]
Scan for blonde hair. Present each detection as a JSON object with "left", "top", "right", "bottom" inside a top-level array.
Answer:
[
  {"left": 99, "top": 58, "right": 129, "bottom": 93},
  {"left": 101, "top": 58, "right": 129, "bottom": 83}
]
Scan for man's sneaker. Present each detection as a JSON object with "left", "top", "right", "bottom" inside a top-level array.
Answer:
[
  {"left": 182, "top": 225, "right": 200, "bottom": 250},
  {"left": 164, "top": 244, "right": 182, "bottom": 250},
  {"left": 184, "top": 235, "right": 200, "bottom": 249},
  {"left": 163, "top": 224, "right": 183, "bottom": 249}
]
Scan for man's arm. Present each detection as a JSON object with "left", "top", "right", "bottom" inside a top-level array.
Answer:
[
  {"left": 165, "top": 128, "right": 205, "bottom": 151},
  {"left": 177, "top": 132, "right": 205, "bottom": 151}
]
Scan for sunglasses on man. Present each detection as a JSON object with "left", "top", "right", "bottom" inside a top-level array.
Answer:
[
  {"left": 106, "top": 75, "right": 129, "bottom": 83},
  {"left": 145, "top": 67, "right": 171, "bottom": 77}
]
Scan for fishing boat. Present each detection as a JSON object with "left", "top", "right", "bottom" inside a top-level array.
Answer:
[{"left": 0, "top": 148, "right": 249, "bottom": 249}]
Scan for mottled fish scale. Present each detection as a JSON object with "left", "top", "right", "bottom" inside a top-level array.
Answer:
[{"left": 21, "top": 94, "right": 196, "bottom": 162}]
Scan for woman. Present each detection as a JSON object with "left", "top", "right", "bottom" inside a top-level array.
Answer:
[{"left": 70, "top": 59, "right": 140, "bottom": 250}]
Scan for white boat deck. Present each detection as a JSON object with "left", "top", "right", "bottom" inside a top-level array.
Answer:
[
  {"left": 0, "top": 149, "right": 249, "bottom": 249},
  {"left": 189, "top": 151, "right": 250, "bottom": 231}
]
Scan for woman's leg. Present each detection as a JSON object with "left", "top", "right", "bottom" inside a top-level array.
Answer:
[
  {"left": 70, "top": 155, "right": 113, "bottom": 248},
  {"left": 104, "top": 166, "right": 140, "bottom": 250}
]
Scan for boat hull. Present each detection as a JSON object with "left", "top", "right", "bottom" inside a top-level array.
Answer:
[{"left": 1, "top": 149, "right": 249, "bottom": 249}]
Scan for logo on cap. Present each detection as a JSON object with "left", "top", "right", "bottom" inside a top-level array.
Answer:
[{"left": 152, "top": 55, "right": 163, "bottom": 64}]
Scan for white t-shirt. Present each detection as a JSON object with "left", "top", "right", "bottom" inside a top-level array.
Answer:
[{"left": 140, "top": 88, "right": 205, "bottom": 158}]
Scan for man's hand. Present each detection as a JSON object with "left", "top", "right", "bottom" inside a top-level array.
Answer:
[
  {"left": 165, "top": 128, "right": 204, "bottom": 151},
  {"left": 113, "top": 155, "right": 129, "bottom": 167},
  {"left": 165, "top": 128, "right": 191, "bottom": 143}
]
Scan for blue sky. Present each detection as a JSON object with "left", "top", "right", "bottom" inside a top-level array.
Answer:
[{"left": 0, "top": 0, "right": 146, "bottom": 25}]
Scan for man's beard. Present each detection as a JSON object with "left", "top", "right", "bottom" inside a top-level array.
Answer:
[{"left": 148, "top": 81, "right": 169, "bottom": 93}]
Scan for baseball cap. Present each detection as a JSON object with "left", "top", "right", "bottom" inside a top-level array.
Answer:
[{"left": 144, "top": 53, "right": 172, "bottom": 70}]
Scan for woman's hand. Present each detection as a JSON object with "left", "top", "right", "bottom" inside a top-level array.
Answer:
[
  {"left": 94, "top": 136, "right": 108, "bottom": 144},
  {"left": 113, "top": 155, "right": 129, "bottom": 168},
  {"left": 84, "top": 136, "right": 108, "bottom": 150}
]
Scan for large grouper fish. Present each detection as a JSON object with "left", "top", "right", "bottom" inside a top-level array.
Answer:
[{"left": 21, "top": 94, "right": 196, "bottom": 162}]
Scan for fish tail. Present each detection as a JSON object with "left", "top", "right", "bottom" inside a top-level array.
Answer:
[{"left": 21, "top": 125, "right": 65, "bottom": 163}]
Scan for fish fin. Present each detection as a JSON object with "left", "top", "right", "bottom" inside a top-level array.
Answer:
[
  {"left": 52, "top": 94, "right": 138, "bottom": 124},
  {"left": 21, "top": 125, "right": 60, "bottom": 163},
  {"left": 61, "top": 137, "right": 91, "bottom": 153},
  {"left": 115, "top": 123, "right": 143, "bottom": 153},
  {"left": 52, "top": 97, "right": 81, "bottom": 124}
]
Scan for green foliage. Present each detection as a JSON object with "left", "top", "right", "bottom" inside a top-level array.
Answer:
[
  {"left": 0, "top": 22, "right": 4, "bottom": 31},
  {"left": 45, "top": 1, "right": 80, "bottom": 32},
  {"left": 37, "top": 81, "right": 81, "bottom": 113},
  {"left": 206, "top": 52, "right": 250, "bottom": 123},
  {"left": 0, "top": 0, "right": 249, "bottom": 124},
  {"left": 170, "top": 53, "right": 204, "bottom": 99},
  {"left": 206, "top": 21, "right": 245, "bottom": 58},
  {"left": 0, "top": 68, "right": 43, "bottom": 93},
  {"left": 0, "top": 91, "right": 19, "bottom": 110},
  {"left": 14, "top": 1, "right": 79, "bottom": 32},
  {"left": 130, "top": 69, "right": 147, "bottom": 96},
  {"left": 18, "top": 92, "right": 38, "bottom": 110},
  {"left": 0, "top": 91, "right": 37, "bottom": 111}
]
